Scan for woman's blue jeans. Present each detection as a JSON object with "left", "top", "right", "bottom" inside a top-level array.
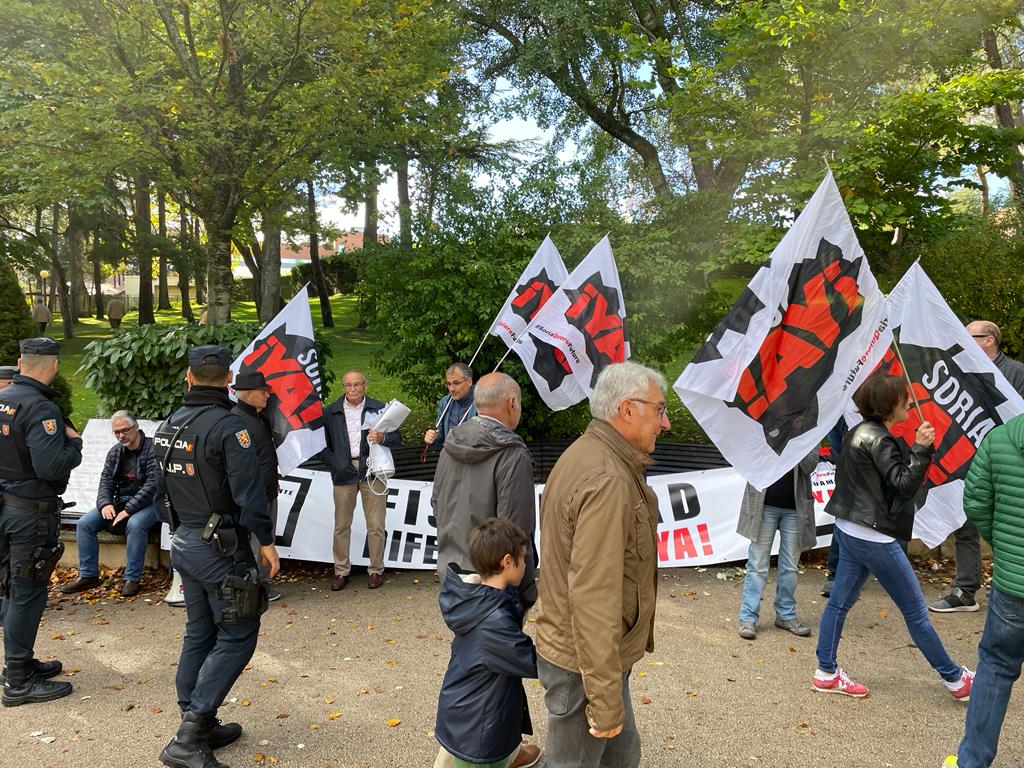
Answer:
[
  {"left": 739, "top": 504, "right": 800, "bottom": 623},
  {"left": 956, "top": 585, "right": 1024, "bottom": 768},
  {"left": 815, "top": 529, "right": 961, "bottom": 681}
]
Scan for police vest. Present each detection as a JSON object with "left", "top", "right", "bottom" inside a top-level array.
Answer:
[
  {"left": 155, "top": 405, "right": 238, "bottom": 526},
  {"left": 0, "top": 385, "right": 44, "bottom": 481}
]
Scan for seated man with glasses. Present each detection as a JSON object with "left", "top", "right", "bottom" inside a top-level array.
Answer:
[
  {"left": 62, "top": 410, "right": 159, "bottom": 597},
  {"left": 423, "top": 362, "right": 477, "bottom": 447}
]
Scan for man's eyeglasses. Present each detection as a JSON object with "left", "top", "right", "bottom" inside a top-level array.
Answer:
[
  {"left": 629, "top": 398, "right": 668, "bottom": 417},
  {"left": 343, "top": 381, "right": 367, "bottom": 389},
  {"left": 112, "top": 425, "right": 137, "bottom": 437},
  {"left": 445, "top": 378, "right": 467, "bottom": 389},
  {"left": 971, "top": 334, "right": 992, "bottom": 339}
]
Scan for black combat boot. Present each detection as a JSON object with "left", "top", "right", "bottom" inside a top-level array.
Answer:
[
  {"left": 201, "top": 714, "right": 243, "bottom": 750},
  {"left": 0, "top": 658, "right": 62, "bottom": 685},
  {"left": 1, "top": 659, "right": 73, "bottom": 707},
  {"left": 159, "top": 711, "right": 229, "bottom": 768}
]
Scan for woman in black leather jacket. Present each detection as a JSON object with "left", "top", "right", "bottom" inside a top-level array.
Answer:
[{"left": 811, "top": 373, "right": 974, "bottom": 700}]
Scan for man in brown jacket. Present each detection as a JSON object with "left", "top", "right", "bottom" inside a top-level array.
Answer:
[{"left": 536, "top": 361, "right": 668, "bottom": 768}]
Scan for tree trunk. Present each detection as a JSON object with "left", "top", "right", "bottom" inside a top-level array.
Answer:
[
  {"left": 66, "top": 208, "right": 87, "bottom": 320},
  {"left": 133, "top": 174, "right": 156, "bottom": 324},
  {"left": 204, "top": 222, "right": 233, "bottom": 324},
  {"left": 91, "top": 226, "right": 105, "bottom": 320},
  {"left": 305, "top": 179, "right": 333, "bottom": 327},
  {"left": 259, "top": 200, "right": 285, "bottom": 323},
  {"left": 50, "top": 204, "right": 74, "bottom": 339},
  {"left": 983, "top": 29, "right": 1024, "bottom": 202},
  {"left": 977, "top": 166, "right": 991, "bottom": 218},
  {"left": 177, "top": 206, "right": 195, "bottom": 323},
  {"left": 396, "top": 152, "right": 412, "bottom": 252},
  {"left": 193, "top": 216, "right": 207, "bottom": 305},
  {"left": 233, "top": 222, "right": 263, "bottom": 317},
  {"left": 157, "top": 189, "right": 173, "bottom": 311},
  {"left": 364, "top": 160, "right": 378, "bottom": 250}
]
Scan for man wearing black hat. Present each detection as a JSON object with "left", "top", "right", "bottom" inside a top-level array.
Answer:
[
  {"left": 0, "top": 338, "right": 82, "bottom": 707},
  {"left": 232, "top": 371, "right": 282, "bottom": 602},
  {"left": 155, "top": 345, "right": 279, "bottom": 768},
  {"left": 0, "top": 366, "right": 18, "bottom": 390}
]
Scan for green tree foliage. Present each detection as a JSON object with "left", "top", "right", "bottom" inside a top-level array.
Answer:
[{"left": 80, "top": 324, "right": 335, "bottom": 420}]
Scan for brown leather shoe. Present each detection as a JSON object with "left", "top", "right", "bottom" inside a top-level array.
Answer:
[
  {"left": 330, "top": 574, "right": 348, "bottom": 591},
  {"left": 61, "top": 576, "right": 101, "bottom": 594},
  {"left": 367, "top": 573, "right": 384, "bottom": 589},
  {"left": 121, "top": 580, "right": 140, "bottom": 597},
  {"left": 509, "top": 744, "right": 542, "bottom": 768}
]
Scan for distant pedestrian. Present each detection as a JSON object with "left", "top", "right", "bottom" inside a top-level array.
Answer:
[
  {"left": 435, "top": 518, "right": 541, "bottom": 768},
  {"left": 106, "top": 296, "right": 125, "bottom": 329},
  {"left": 31, "top": 300, "right": 51, "bottom": 334},
  {"left": 813, "top": 373, "right": 974, "bottom": 700},
  {"left": 424, "top": 363, "right": 477, "bottom": 447}
]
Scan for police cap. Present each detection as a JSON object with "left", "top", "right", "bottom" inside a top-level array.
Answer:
[
  {"left": 188, "top": 345, "right": 232, "bottom": 367},
  {"left": 233, "top": 371, "right": 271, "bottom": 390},
  {"left": 0, "top": 365, "right": 18, "bottom": 380},
  {"left": 19, "top": 337, "right": 61, "bottom": 356}
]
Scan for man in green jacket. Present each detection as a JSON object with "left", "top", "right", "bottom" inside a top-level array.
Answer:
[{"left": 945, "top": 413, "right": 1024, "bottom": 768}]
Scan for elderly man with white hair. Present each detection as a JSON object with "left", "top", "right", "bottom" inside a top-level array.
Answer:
[{"left": 535, "top": 361, "right": 669, "bottom": 768}]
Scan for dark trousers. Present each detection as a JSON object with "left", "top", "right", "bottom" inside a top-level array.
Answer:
[
  {"left": 171, "top": 527, "right": 260, "bottom": 715},
  {"left": 0, "top": 504, "right": 59, "bottom": 664},
  {"left": 538, "top": 657, "right": 640, "bottom": 768},
  {"left": 952, "top": 520, "right": 982, "bottom": 598}
]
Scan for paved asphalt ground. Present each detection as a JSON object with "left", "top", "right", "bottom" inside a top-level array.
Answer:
[{"left": 2, "top": 563, "right": 1020, "bottom": 768}]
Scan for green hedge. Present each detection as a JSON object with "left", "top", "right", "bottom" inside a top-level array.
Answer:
[
  {"left": 80, "top": 323, "right": 335, "bottom": 420},
  {"left": 290, "top": 250, "right": 361, "bottom": 296}
]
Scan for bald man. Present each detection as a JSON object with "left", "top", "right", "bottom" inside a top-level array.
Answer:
[{"left": 431, "top": 372, "right": 537, "bottom": 609}]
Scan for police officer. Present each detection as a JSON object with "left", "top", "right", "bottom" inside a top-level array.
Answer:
[
  {"left": 0, "top": 338, "right": 81, "bottom": 707},
  {"left": 156, "top": 346, "right": 279, "bottom": 768},
  {"left": 0, "top": 365, "right": 18, "bottom": 390}
]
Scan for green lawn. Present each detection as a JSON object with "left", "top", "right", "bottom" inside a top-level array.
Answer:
[{"left": 48, "top": 294, "right": 405, "bottom": 423}]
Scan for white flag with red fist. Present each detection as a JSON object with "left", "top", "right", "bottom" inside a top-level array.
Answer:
[
  {"left": 521, "top": 236, "right": 631, "bottom": 410},
  {"left": 674, "top": 172, "right": 891, "bottom": 490},
  {"left": 492, "top": 236, "right": 588, "bottom": 409},
  {"left": 856, "top": 263, "right": 1024, "bottom": 547},
  {"left": 231, "top": 286, "right": 327, "bottom": 475}
]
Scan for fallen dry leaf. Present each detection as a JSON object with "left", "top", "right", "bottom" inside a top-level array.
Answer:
[
  {"left": 386, "top": 718, "right": 401, "bottom": 727},
  {"left": 252, "top": 753, "right": 265, "bottom": 763},
  {"left": 151, "top": 706, "right": 163, "bottom": 713},
  {"left": 879, "top": 610, "right": 888, "bottom": 618},
  {"left": 275, "top": 713, "right": 288, "bottom": 719},
  {"left": 788, "top": 646, "right": 797, "bottom": 653},
  {"left": 641, "top": 696, "right": 652, "bottom": 705},
  {"left": 323, "top": 696, "right": 335, "bottom": 704},
  {"left": 123, "top": 703, "right": 135, "bottom": 712},
  {"left": 327, "top": 711, "right": 343, "bottom": 721},
  {"left": 241, "top": 699, "right": 252, "bottom": 707}
]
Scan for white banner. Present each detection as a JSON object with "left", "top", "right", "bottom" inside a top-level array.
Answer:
[{"left": 675, "top": 172, "right": 890, "bottom": 490}]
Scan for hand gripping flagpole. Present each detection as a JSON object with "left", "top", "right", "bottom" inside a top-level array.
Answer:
[{"left": 890, "top": 339, "right": 925, "bottom": 423}]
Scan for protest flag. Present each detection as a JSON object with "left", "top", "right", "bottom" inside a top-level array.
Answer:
[
  {"left": 674, "top": 171, "right": 890, "bottom": 489},
  {"left": 519, "top": 236, "right": 630, "bottom": 410},
  {"left": 859, "top": 262, "right": 1024, "bottom": 547},
  {"left": 230, "top": 285, "right": 327, "bottom": 474}
]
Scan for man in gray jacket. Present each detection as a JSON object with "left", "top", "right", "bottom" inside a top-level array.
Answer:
[{"left": 431, "top": 372, "right": 536, "bottom": 609}]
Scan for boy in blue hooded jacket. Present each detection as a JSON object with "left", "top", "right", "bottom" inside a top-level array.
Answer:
[{"left": 435, "top": 518, "right": 541, "bottom": 768}]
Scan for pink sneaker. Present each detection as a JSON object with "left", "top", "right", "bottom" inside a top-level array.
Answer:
[
  {"left": 811, "top": 668, "right": 869, "bottom": 698},
  {"left": 948, "top": 667, "right": 974, "bottom": 701}
]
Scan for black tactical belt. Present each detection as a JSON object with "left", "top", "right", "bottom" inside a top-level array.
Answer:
[{"left": 2, "top": 493, "right": 60, "bottom": 513}]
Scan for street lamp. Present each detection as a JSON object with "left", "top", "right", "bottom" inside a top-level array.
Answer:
[{"left": 39, "top": 269, "right": 49, "bottom": 302}]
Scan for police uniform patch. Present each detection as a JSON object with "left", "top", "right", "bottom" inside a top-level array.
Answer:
[
  {"left": 185, "top": 463, "right": 195, "bottom": 476},
  {"left": 235, "top": 430, "right": 251, "bottom": 448},
  {"left": 1, "top": 424, "right": 8, "bottom": 436},
  {"left": 42, "top": 419, "right": 58, "bottom": 435}
]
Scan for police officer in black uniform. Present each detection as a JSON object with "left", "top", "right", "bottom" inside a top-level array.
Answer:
[
  {"left": 0, "top": 365, "right": 18, "bottom": 389},
  {"left": 156, "top": 346, "right": 279, "bottom": 768},
  {"left": 0, "top": 338, "right": 82, "bottom": 707}
]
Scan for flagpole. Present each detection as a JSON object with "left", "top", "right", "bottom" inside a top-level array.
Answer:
[{"left": 890, "top": 339, "right": 925, "bottom": 423}]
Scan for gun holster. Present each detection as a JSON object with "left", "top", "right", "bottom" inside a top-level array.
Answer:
[
  {"left": 216, "top": 566, "right": 268, "bottom": 624},
  {"left": 13, "top": 542, "right": 64, "bottom": 585}
]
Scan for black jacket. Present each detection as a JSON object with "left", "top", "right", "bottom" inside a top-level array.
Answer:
[
  {"left": 96, "top": 434, "right": 158, "bottom": 515},
  {"left": 231, "top": 401, "right": 279, "bottom": 500},
  {"left": 0, "top": 374, "right": 82, "bottom": 499},
  {"left": 435, "top": 564, "right": 535, "bottom": 764},
  {"left": 319, "top": 394, "right": 401, "bottom": 486},
  {"left": 826, "top": 419, "right": 934, "bottom": 540}
]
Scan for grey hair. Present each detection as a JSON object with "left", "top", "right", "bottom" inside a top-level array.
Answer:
[
  {"left": 589, "top": 362, "right": 667, "bottom": 421},
  {"left": 446, "top": 362, "right": 473, "bottom": 381},
  {"left": 110, "top": 409, "right": 138, "bottom": 426},
  {"left": 473, "top": 373, "right": 519, "bottom": 412}
]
